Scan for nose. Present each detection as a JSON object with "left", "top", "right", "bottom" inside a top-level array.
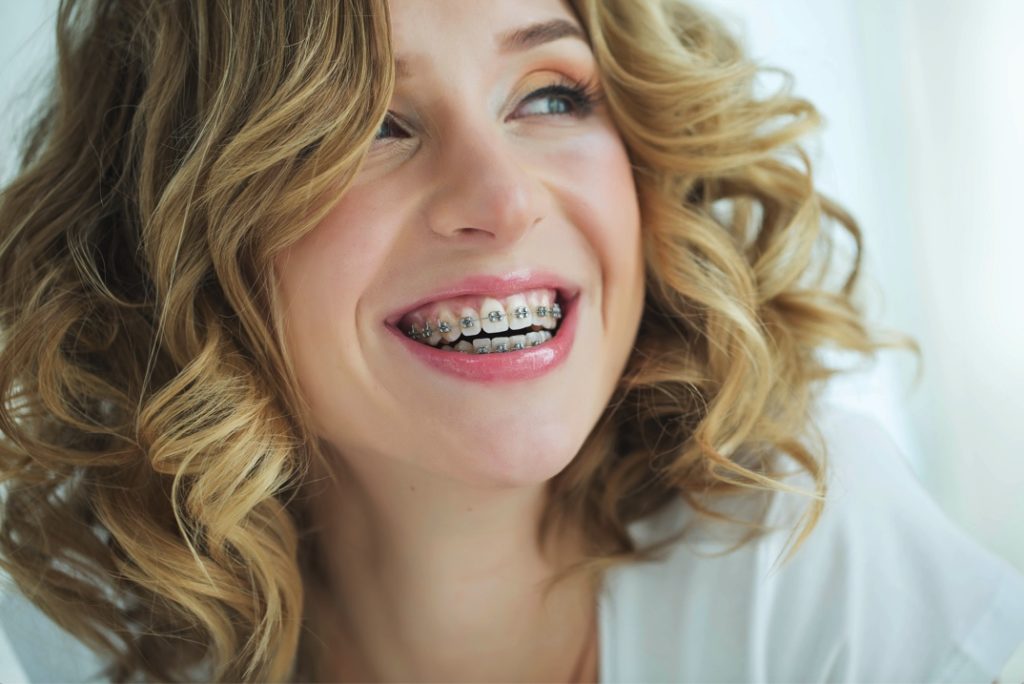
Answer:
[{"left": 423, "top": 118, "right": 543, "bottom": 248}]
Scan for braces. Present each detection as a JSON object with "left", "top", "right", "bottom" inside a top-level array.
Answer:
[
  {"left": 476, "top": 335, "right": 546, "bottom": 353},
  {"left": 407, "top": 303, "right": 562, "bottom": 341},
  {"left": 473, "top": 335, "right": 548, "bottom": 356}
]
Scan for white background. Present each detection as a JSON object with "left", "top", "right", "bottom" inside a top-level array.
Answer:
[
  {"left": 2, "top": 0, "right": 1023, "bottom": 679},
  {"left": 697, "top": 0, "right": 1024, "bottom": 568}
]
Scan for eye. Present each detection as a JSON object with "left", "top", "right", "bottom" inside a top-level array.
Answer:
[
  {"left": 374, "top": 114, "right": 410, "bottom": 143},
  {"left": 513, "top": 75, "right": 601, "bottom": 120},
  {"left": 371, "top": 75, "right": 602, "bottom": 143}
]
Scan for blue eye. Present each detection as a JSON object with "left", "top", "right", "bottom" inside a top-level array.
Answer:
[
  {"left": 373, "top": 76, "right": 601, "bottom": 142},
  {"left": 517, "top": 80, "right": 599, "bottom": 119},
  {"left": 374, "top": 115, "right": 408, "bottom": 141}
]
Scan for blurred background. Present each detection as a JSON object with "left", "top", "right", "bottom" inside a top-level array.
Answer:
[
  {"left": 2, "top": 0, "right": 1022, "bottom": 677},
  {"left": 701, "top": 0, "right": 1024, "bottom": 676},
  {"left": 696, "top": 0, "right": 1024, "bottom": 569}
]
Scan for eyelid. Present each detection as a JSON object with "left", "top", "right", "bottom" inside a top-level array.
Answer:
[
  {"left": 374, "top": 102, "right": 418, "bottom": 142},
  {"left": 373, "top": 72, "right": 602, "bottom": 144},
  {"left": 510, "top": 73, "right": 602, "bottom": 119}
]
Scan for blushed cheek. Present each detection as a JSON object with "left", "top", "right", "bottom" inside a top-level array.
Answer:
[
  {"left": 558, "top": 125, "right": 639, "bottom": 241},
  {"left": 280, "top": 180, "right": 406, "bottom": 328},
  {"left": 296, "top": 197, "right": 388, "bottom": 289},
  {"left": 273, "top": 197, "right": 391, "bottom": 423},
  {"left": 553, "top": 126, "right": 643, "bottom": 315}
]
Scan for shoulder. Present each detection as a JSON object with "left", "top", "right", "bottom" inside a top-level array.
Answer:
[
  {"left": 602, "top": 401, "right": 1024, "bottom": 682},
  {"left": 765, "top": 401, "right": 1024, "bottom": 681}
]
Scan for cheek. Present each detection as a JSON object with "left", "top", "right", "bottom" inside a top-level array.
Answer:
[
  {"left": 273, "top": 195, "right": 394, "bottom": 422},
  {"left": 550, "top": 125, "right": 644, "bottom": 298},
  {"left": 552, "top": 126, "right": 645, "bottom": 378},
  {"left": 276, "top": 173, "right": 414, "bottom": 319},
  {"left": 286, "top": 197, "right": 387, "bottom": 294},
  {"left": 553, "top": 124, "right": 640, "bottom": 247}
]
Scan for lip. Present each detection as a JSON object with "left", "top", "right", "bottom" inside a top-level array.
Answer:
[
  {"left": 384, "top": 291, "right": 580, "bottom": 383},
  {"left": 383, "top": 269, "right": 581, "bottom": 326}
]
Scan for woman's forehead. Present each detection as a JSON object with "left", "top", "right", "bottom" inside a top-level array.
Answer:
[{"left": 387, "top": 0, "right": 584, "bottom": 71}]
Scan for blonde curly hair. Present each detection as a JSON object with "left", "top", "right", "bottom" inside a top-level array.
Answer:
[{"left": 0, "top": 0, "right": 918, "bottom": 680}]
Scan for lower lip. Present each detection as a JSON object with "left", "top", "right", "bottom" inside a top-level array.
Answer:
[{"left": 385, "top": 295, "right": 579, "bottom": 383}]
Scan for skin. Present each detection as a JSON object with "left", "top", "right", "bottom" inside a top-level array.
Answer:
[{"left": 273, "top": 0, "right": 645, "bottom": 680}]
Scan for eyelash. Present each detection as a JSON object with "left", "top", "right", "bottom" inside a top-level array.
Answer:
[{"left": 374, "top": 75, "right": 602, "bottom": 142}]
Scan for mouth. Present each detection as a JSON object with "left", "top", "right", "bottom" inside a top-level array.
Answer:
[
  {"left": 384, "top": 289, "right": 581, "bottom": 383},
  {"left": 390, "top": 286, "right": 570, "bottom": 354}
]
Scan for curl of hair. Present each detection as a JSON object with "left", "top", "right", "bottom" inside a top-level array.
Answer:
[
  {"left": 541, "top": 0, "right": 919, "bottom": 590},
  {"left": 0, "top": 0, "right": 919, "bottom": 680},
  {"left": 0, "top": 0, "right": 393, "bottom": 680}
]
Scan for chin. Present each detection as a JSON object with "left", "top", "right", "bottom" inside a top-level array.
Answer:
[{"left": 442, "top": 418, "right": 593, "bottom": 489}]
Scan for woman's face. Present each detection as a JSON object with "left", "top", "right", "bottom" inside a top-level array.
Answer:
[{"left": 275, "top": 0, "right": 644, "bottom": 488}]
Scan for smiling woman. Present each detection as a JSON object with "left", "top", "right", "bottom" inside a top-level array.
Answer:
[{"left": 1, "top": 0, "right": 1023, "bottom": 682}]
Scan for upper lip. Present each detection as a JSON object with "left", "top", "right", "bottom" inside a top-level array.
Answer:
[{"left": 384, "top": 269, "right": 581, "bottom": 326}]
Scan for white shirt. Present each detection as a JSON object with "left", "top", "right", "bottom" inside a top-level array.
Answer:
[
  {"left": 2, "top": 402, "right": 1024, "bottom": 682},
  {"left": 599, "top": 401, "right": 1024, "bottom": 682}
]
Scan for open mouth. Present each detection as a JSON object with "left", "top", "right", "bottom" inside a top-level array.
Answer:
[{"left": 397, "top": 288, "right": 566, "bottom": 354}]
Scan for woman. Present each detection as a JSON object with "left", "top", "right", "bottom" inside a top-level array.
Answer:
[{"left": 1, "top": 0, "right": 1022, "bottom": 681}]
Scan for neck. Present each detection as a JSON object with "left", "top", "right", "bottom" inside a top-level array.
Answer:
[{"left": 299, "top": 448, "right": 599, "bottom": 682}]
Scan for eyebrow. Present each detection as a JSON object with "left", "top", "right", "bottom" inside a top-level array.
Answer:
[{"left": 394, "top": 18, "right": 587, "bottom": 79}]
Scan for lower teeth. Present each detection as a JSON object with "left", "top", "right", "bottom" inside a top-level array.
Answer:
[{"left": 440, "top": 329, "right": 556, "bottom": 354}]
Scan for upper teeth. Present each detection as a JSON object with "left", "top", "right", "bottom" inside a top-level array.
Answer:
[{"left": 400, "top": 289, "right": 563, "bottom": 345}]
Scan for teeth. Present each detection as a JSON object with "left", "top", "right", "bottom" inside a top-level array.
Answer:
[
  {"left": 400, "top": 288, "right": 556, "bottom": 339},
  {"left": 458, "top": 307, "right": 482, "bottom": 337},
  {"left": 504, "top": 294, "right": 532, "bottom": 331},
  {"left": 480, "top": 297, "right": 508, "bottom": 334},
  {"left": 405, "top": 313, "right": 439, "bottom": 344},
  {"left": 437, "top": 307, "right": 461, "bottom": 343},
  {"left": 431, "top": 331, "right": 556, "bottom": 354},
  {"left": 399, "top": 288, "right": 567, "bottom": 351},
  {"left": 527, "top": 291, "right": 557, "bottom": 330},
  {"left": 423, "top": 320, "right": 442, "bottom": 346}
]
